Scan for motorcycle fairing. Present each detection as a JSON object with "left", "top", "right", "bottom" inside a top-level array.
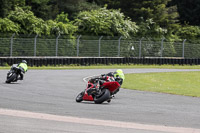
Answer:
[
  {"left": 101, "top": 81, "right": 120, "bottom": 92},
  {"left": 82, "top": 92, "right": 94, "bottom": 101}
]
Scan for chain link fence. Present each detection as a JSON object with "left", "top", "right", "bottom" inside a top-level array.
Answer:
[{"left": 0, "top": 34, "right": 200, "bottom": 58}]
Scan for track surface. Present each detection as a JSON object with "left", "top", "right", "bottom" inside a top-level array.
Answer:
[{"left": 0, "top": 69, "right": 200, "bottom": 133}]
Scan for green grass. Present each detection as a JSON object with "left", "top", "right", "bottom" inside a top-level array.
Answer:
[{"left": 122, "top": 71, "right": 200, "bottom": 97}]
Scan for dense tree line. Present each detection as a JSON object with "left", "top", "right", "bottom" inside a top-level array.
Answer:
[
  {"left": 169, "top": 0, "right": 200, "bottom": 26},
  {"left": 0, "top": 0, "right": 200, "bottom": 41}
]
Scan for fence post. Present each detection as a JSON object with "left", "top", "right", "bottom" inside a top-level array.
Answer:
[
  {"left": 160, "top": 37, "right": 165, "bottom": 57},
  {"left": 34, "top": 34, "right": 38, "bottom": 57},
  {"left": 10, "top": 33, "right": 15, "bottom": 57},
  {"left": 77, "top": 35, "right": 81, "bottom": 57},
  {"left": 139, "top": 37, "right": 144, "bottom": 58},
  {"left": 182, "top": 39, "right": 186, "bottom": 58},
  {"left": 56, "top": 33, "right": 60, "bottom": 57},
  {"left": 118, "top": 36, "right": 122, "bottom": 57},
  {"left": 98, "top": 36, "right": 103, "bottom": 57}
]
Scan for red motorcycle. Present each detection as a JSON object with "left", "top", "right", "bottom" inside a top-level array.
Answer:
[{"left": 76, "top": 76, "right": 122, "bottom": 104}]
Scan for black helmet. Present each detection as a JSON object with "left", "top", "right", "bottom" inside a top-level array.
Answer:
[{"left": 22, "top": 60, "right": 27, "bottom": 64}]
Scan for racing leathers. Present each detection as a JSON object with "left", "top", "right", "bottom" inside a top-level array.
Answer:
[{"left": 17, "top": 62, "right": 28, "bottom": 80}]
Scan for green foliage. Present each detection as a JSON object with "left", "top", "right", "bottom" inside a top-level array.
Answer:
[
  {"left": 0, "top": 0, "right": 26, "bottom": 18},
  {"left": 136, "top": 18, "right": 167, "bottom": 38},
  {"left": 25, "top": 0, "right": 53, "bottom": 20},
  {"left": 95, "top": 0, "right": 180, "bottom": 39},
  {"left": 176, "top": 25, "right": 200, "bottom": 41},
  {"left": 0, "top": 0, "right": 199, "bottom": 43},
  {"left": 56, "top": 22, "right": 77, "bottom": 35},
  {"left": 7, "top": 7, "right": 45, "bottom": 35},
  {"left": 74, "top": 7, "right": 138, "bottom": 38},
  {"left": 1, "top": 7, "right": 77, "bottom": 36},
  {"left": 44, "top": 20, "right": 57, "bottom": 35},
  {"left": 169, "top": 0, "right": 200, "bottom": 26},
  {"left": 54, "top": 12, "right": 78, "bottom": 35},
  {"left": 45, "top": 13, "right": 78, "bottom": 35},
  {"left": 55, "top": 12, "right": 70, "bottom": 23},
  {"left": 141, "top": 0, "right": 179, "bottom": 37},
  {"left": 0, "top": 18, "right": 20, "bottom": 33},
  {"left": 98, "top": 0, "right": 177, "bottom": 25},
  {"left": 51, "top": 0, "right": 100, "bottom": 20}
]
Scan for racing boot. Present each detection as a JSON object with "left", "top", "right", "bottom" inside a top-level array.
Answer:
[
  {"left": 107, "top": 99, "right": 111, "bottom": 103},
  {"left": 18, "top": 74, "right": 23, "bottom": 80}
]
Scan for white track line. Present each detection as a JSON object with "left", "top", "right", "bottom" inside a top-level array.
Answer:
[{"left": 0, "top": 108, "right": 200, "bottom": 133}]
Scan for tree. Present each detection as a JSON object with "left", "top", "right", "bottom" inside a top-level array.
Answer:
[
  {"left": 45, "top": 12, "right": 77, "bottom": 35},
  {"left": 7, "top": 7, "right": 45, "bottom": 35},
  {"left": 96, "top": 0, "right": 179, "bottom": 38},
  {"left": 46, "top": 0, "right": 100, "bottom": 20},
  {"left": 25, "top": 0, "right": 53, "bottom": 20},
  {"left": 176, "top": 25, "right": 200, "bottom": 41},
  {"left": 95, "top": 0, "right": 178, "bottom": 26},
  {"left": 0, "top": 0, "right": 26, "bottom": 18},
  {"left": 169, "top": 0, "right": 200, "bottom": 26},
  {"left": 136, "top": 18, "right": 167, "bottom": 38},
  {"left": 0, "top": 7, "right": 77, "bottom": 36},
  {"left": 74, "top": 7, "right": 138, "bottom": 37},
  {"left": 0, "top": 18, "right": 20, "bottom": 33}
]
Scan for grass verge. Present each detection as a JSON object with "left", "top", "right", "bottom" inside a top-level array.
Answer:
[{"left": 122, "top": 71, "right": 200, "bottom": 97}]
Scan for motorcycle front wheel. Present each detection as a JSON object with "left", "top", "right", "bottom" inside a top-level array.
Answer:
[
  {"left": 76, "top": 91, "right": 84, "bottom": 102},
  {"left": 94, "top": 89, "right": 110, "bottom": 104},
  {"left": 6, "top": 73, "right": 17, "bottom": 83}
]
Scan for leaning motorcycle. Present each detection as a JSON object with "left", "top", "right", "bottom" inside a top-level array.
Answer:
[
  {"left": 5, "top": 64, "right": 20, "bottom": 83},
  {"left": 76, "top": 77, "right": 122, "bottom": 104}
]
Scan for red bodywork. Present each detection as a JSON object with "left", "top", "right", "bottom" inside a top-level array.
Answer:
[
  {"left": 82, "top": 82, "right": 94, "bottom": 101},
  {"left": 82, "top": 80, "right": 121, "bottom": 101}
]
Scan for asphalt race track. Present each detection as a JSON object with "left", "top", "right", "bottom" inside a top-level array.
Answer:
[{"left": 0, "top": 69, "right": 200, "bottom": 133}]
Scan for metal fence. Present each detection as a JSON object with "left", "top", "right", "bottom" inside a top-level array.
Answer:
[{"left": 0, "top": 34, "right": 200, "bottom": 58}]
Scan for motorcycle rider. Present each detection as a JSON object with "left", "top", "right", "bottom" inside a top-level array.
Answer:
[
  {"left": 100, "top": 69, "right": 125, "bottom": 97},
  {"left": 114, "top": 69, "right": 125, "bottom": 85},
  {"left": 76, "top": 69, "right": 125, "bottom": 103},
  {"left": 101, "top": 69, "right": 125, "bottom": 85},
  {"left": 16, "top": 60, "right": 28, "bottom": 80}
]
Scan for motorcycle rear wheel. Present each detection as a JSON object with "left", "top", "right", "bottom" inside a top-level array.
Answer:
[{"left": 94, "top": 89, "right": 110, "bottom": 104}]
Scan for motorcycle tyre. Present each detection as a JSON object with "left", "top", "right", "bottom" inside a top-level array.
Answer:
[
  {"left": 94, "top": 89, "right": 110, "bottom": 104},
  {"left": 6, "top": 73, "right": 17, "bottom": 83},
  {"left": 76, "top": 91, "right": 84, "bottom": 102}
]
